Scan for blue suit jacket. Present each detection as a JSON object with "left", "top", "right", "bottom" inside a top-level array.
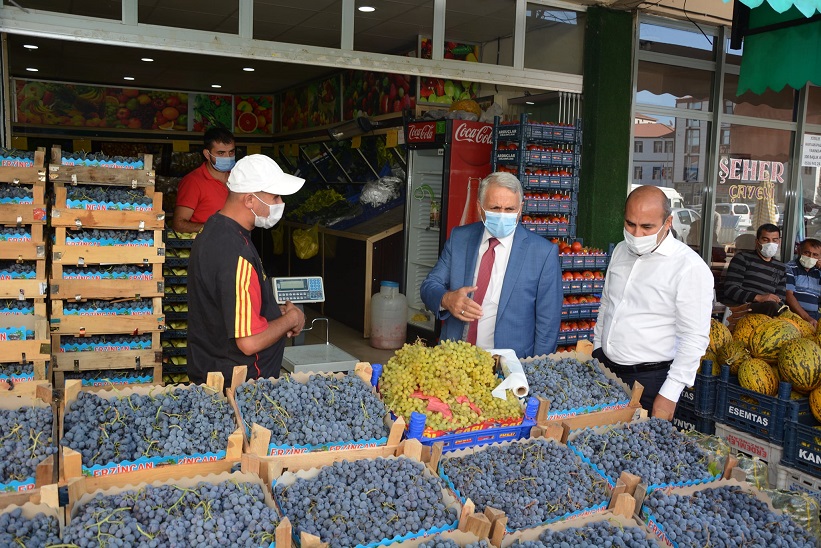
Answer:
[{"left": 420, "top": 222, "right": 562, "bottom": 358}]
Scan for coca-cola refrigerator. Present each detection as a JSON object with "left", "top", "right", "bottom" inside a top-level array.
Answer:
[{"left": 403, "top": 118, "right": 493, "bottom": 343}]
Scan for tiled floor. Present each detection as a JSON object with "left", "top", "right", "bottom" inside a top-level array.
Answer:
[{"left": 294, "top": 307, "right": 398, "bottom": 366}]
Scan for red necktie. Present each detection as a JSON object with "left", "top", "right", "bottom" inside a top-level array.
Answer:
[{"left": 467, "top": 237, "right": 500, "bottom": 345}]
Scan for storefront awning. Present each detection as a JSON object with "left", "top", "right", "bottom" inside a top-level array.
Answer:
[{"left": 731, "top": 0, "right": 821, "bottom": 94}]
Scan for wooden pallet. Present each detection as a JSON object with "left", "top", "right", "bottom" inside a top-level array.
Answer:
[
  {"left": 0, "top": 148, "right": 46, "bottom": 185},
  {"left": 50, "top": 296, "right": 164, "bottom": 335},
  {"left": 59, "top": 373, "right": 241, "bottom": 487},
  {"left": 52, "top": 183, "right": 165, "bottom": 230},
  {"left": 49, "top": 146, "right": 155, "bottom": 188}
]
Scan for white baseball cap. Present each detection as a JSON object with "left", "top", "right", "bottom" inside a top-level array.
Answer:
[{"left": 227, "top": 154, "right": 305, "bottom": 196}]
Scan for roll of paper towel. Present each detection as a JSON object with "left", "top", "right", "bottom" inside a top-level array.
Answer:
[{"left": 490, "top": 348, "right": 529, "bottom": 399}]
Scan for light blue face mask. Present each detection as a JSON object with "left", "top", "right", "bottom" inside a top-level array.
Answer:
[
  {"left": 209, "top": 152, "right": 236, "bottom": 173},
  {"left": 482, "top": 209, "right": 518, "bottom": 238}
]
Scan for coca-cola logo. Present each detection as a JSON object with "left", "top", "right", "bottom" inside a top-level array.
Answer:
[
  {"left": 454, "top": 123, "right": 493, "bottom": 144},
  {"left": 407, "top": 123, "right": 435, "bottom": 142}
]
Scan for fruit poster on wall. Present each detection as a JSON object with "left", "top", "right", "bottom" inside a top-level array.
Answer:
[
  {"left": 418, "top": 37, "right": 480, "bottom": 105},
  {"left": 190, "top": 94, "right": 232, "bottom": 132},
  {"left": 342, "top": 70, "right": 416, "bottom": 120},
  {"left": 279, "top": 76, "right": 339, "bottom": 132},
  {"left": 14, "top": 79, "right": 189, "bottom": 130},
  {"left": 234, "top": 96, "right": 273, "bottom": 134}
]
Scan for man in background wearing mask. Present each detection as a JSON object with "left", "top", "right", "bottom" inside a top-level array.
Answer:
[
  {"left": 722, "top": 223, "right": 786, "bottom": 316},
  {"left": 594, "top": 185, "right": 713, "bottom": 419},
  {"left": 187, "top": 155, "right": 306, "bottom": 387},
  {"left": 172, "top": 126, "right": 236, "bottom": 233},
  {"left": 785, "top": 238, "right": 821, "bottom": 327},
  {"left": 420, "top": 172, "right": 562, "bottom": 358}
]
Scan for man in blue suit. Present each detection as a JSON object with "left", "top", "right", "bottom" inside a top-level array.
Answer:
[{"left": 420, "top": 172, "right": 562, "bottom": 358}]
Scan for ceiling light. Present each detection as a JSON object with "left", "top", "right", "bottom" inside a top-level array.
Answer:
[
  {"left": 358, "top": 6, "right": 375, "bottom": 12},
  {"left": 123, "top": 76, "right": 135, "bottom": 80},
  {"left": 211, "top": 84, "right": 222, "bottom": 88},
  {"left": 25, "top": 67, "right": 38, "bottom": 72},
  {"left": 243, "top": 67, "right": 255, "bottom": 72},
  {"left": 23, "top": 44, "right": 38, "bottom": 50},
  {"left": 525, "top": 101, "right": 535, "bottom": 105},
  {"left": 141, "top": 57, "right": 154, "bottom": 62}
]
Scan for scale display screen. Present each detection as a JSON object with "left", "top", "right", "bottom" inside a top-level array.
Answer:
[{"left": 272, "top": 276, "right": 325, "bottom": 304}]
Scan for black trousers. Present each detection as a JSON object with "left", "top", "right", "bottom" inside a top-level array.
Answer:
[{"left": 592, "top": 348, "right": 670, "bottom": 412}]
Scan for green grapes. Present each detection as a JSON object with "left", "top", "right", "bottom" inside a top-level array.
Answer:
[{"left": 381, "top": 340, "right": 523, "bottom": 433}]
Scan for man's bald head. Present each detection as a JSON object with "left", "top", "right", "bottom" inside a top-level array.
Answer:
[{"left": 624, "top": 185, "right": 673, "bottom": 239}]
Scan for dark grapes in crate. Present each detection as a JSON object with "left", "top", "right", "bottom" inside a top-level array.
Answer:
[
  {"left": 61, "top": 385, "right": 236, "bottom": 467},
  {"left": 234, "top": 374, "right": 388, "bottom": 447},
  {"left": 62, "top": 264, "right": 152, "bottom": 279},
  {"left": 275, "top": 457, "right": 457, "bottom": 547},
  {"left": 643, "top": 485, "right": 816, "bottom": 547},
  {"left": 64, "top": 298, "right": 153, "bottom": 315},
  {"left": 0, "top": 361, "right": 34, "bottom": 377},
  {"left": 66, "top": 184, "right": 152, "bottom": 207},
  {"left": 522, "top": 356, "right": 629, "bottom": 412},
  {"left": 63, "top": 480, "right": 279, "bottom": 547},
  {"left": 510, "top": 520, "right": 658, "bottom": 547},
  {"left": 440, "top": 439, "right": 608, "bottom": 530},
  {"left": 65, "top": 228, "right": 154, "bottom": 245},
  {"left": 0, "top": 508, "right": 61, "bottom": 547},
  {"left": 0, "top": 406, "right": 57, "bottom": 485}
]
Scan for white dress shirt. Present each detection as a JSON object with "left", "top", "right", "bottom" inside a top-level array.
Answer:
[
  {"left": 468, "top": 228, "right": 515, "bottom": 350},
  {"left": 593, "top": 233, "right": 714, "bottom": 402}
]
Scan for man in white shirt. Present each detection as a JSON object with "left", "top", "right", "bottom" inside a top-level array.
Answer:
[
  {"left": 593, "top": 185, "right": 713, "bottom": 419},
  {"left": 421, "top": 172, "right": 562, "bottom": 358}
]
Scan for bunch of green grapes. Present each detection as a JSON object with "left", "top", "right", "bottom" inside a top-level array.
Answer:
[{"left": 380, "top": 340, "right": 523, "bottom": 433}]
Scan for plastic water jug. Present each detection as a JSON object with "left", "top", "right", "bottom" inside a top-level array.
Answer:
[{"left": 370, "top": 281, "right": 407, "bottom": 349}]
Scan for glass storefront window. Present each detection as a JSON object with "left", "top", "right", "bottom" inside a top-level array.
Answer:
[
  {"left": 636, "top": 61, "right": 713, "bottom": 110},
  {"left": 524, "top": 5, "right": 584, "bottom": 74},
  {"left": 639, "top": 22, "right": 717, "bottom": 60},
  {"left": 723, "top": 73, "right": 796, "bottom": 121}
]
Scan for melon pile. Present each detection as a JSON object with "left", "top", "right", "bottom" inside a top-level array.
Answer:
[{"left": 708, "top": 313, "right": 821, "bottom": 422}]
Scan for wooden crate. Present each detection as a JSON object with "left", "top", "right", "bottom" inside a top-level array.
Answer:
[
  {"left": 0, "top": 148, "right": 46, "bottom": 185},
  {"left": 52, "top": 227, "right": 165, "bottom": 265},
  {"left": 63, "top": 471, "right": 290, "bottom": 545},
  {"left": 52, "top": 182, "right": 165, "bottom": 230},
  {"left": 50, "top": 267, "right": 164, "bottom": 300},
  {"left": 227, "top": 363, "right": 404, "bottom": 458},
  {"left": 0, "top": 382, "right": 57, "bottom": 505},
  {"left": 0, "top": 192, "right": 47, "bottom": 226},
  {"left": 0, "top": 260, "right": 47, "bottom": 301},
  {"left": 49, "top": 146, "right": 155, "bottom": 187},
  {"left": 0, "top": 238, "right": 46, "bottom": 262},
  {"left": 50, "top": 296, "right": 164, "bottom": 335},
  {"left": 0, "top": 315, "right": 50, "bottom": 362},
  {"left": 59, "top": 373, "right": 242, "bottom": 487},
  {"left": 51, "top": 334, "right": 162, "bottom": 388},
  {"left": 0, "top": 359, "right": 49, "bottom": 390}
]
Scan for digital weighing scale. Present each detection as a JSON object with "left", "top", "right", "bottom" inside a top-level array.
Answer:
[{"left": 273, "top": 276, "right": 360, "bottom": 374}]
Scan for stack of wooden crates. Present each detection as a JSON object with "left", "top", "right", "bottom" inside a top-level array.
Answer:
[
  {"left": 0, "top": 148, "right": 50, "bottom": 384},
  {"left": 48, "top": 146, "right": 165, "bottom": 388}
]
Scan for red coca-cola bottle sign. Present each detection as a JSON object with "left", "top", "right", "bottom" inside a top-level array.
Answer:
[{"left": 406, "top": 122, "right": 436, "bottom": 143}]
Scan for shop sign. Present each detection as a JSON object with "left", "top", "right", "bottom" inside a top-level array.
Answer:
[
  {"left": 802, "top": 134, "right": 821, "bottom": 168},
  {"left": 718, "top": 157, "right": 785, "bottom": 200}
]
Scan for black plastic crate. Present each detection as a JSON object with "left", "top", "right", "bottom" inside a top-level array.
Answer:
[
  {"left": 782, "top": 401, "right": 821, "bottom": 479},
  {"left": 715, "top": 365, "right": 808, "bottom": 445},
  {"left": 673, "top": 397, "right": 716, "bottom": 435}
]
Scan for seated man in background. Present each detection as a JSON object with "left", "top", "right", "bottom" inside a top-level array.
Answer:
[
  {"left": 786, "top": 238, "right": 821, "bottom": 327},
  {"left": 722, "top": 223, "right": 786, "bottom": 316}
]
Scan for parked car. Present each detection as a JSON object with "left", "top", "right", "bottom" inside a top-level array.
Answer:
[
  {"left": 715, "top": 202, "right": 752, "bottom": 233},
  {"left": 671, "top": 208, "right": 700, "bottom": 243}
]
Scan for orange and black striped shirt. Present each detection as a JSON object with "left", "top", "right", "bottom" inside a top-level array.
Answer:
[{"left": 187, "top": 213, "right": 285, "bottom": 386}]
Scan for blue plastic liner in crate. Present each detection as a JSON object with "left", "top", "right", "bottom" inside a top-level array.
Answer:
[
  {"left": 781, "top": 400, "right": 821, "bottom": 479},
  {"left": 715, "top": 364, "right": 807, "bottom": 444},
  {"left": 403, "top": 397, "right": 539, "bottom": 453}
]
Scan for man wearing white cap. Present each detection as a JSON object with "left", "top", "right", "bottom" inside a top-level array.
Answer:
[{"left": 187, "top": 154, "right": 306, "bottom": 386}]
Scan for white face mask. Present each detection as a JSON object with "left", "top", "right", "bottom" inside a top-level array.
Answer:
[
  {"left": 251, "top": 194, "right": 284, "bottom": 229},
  {"left": 623, "top": 221, "right": 667, "bottom": 256},
  {"left": 799, "top": 255, "right": 817, "bottom": 269},
  {"left": 760, "top": 242, "right": 779, "bottom": 259}
]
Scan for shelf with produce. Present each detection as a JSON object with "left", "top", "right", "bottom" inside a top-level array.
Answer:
[{"left": 48, "top": 146, "right": 155, "bottom": 188}]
